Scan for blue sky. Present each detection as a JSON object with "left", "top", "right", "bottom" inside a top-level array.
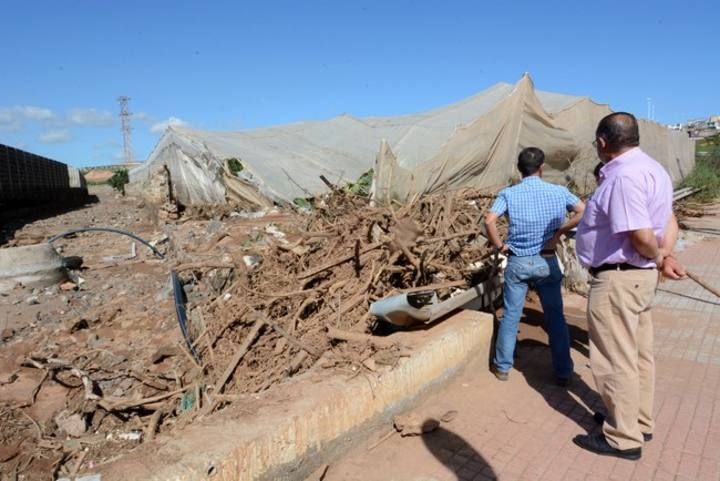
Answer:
[{"left": 1, "top": 0, "right": 717, "bottom": 167}]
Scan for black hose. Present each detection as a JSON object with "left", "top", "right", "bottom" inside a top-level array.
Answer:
[
  {"left": 171, "top": 270, "right": 201, "bottom": 363},
  {"left": 47, "top": 227, "right": 164, "bottom": 259}
]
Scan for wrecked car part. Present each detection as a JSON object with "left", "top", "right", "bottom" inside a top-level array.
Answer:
[
  {"left": 369, "top": 292, "right": 435, "bottom": 327},
  {"left": 47, "top": 227, "right": 164, "bottom": 259},
  {"left": 370, "top": 277, "right": 503, "bottom": 327},
  {"left": 171, "top": 270, "right": 201, "bottom": 363}
]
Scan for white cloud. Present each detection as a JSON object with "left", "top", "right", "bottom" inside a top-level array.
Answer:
[
  {"left": 133, "top": 111, "right": 152, "bottom": 122},
  {"left": 0, "top": 105, "right": 56, "bottom": 131},
  {"left": 151, "top": 116, "right": 187, "bottom": 134},
  {"left": 16, "top": 106, "right": 55, "bottom": 121},
  {"left": 0, "top": 112, "right": 22, "bottom": 132},
  {"left": 68, "top": 108, "right": 114, "bottom": 127},
  {"left": 39, "top": 129, "right": 72, "bottom": 144},
  {"left": 0, "top": 105, "right": 118, "bottom": 133},
  {"left": 15, "top": 105, "right": 55, "bottom": 120}
]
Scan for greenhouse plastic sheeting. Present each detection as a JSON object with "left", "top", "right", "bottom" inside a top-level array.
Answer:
[{"left": 129, "top": 74, "right": 695, "bottom": 206}]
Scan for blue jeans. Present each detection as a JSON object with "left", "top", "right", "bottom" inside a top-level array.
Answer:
[{"left": 493, "top": 254, "right": 573, "bottom": 378}]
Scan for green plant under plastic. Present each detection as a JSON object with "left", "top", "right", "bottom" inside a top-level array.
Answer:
[
  {"left": 344, "top": 169, "right": 373, "bottom": 196},
  {"left": 227, "top": 158, "right": 244, "bottom": 176}
]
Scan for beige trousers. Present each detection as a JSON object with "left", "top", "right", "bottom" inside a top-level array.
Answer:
[{"left": 587, "top": 268, "right": 657, "bottom": 451}]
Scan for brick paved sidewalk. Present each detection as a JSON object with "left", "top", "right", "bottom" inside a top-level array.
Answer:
[{"left": 320, "top": 234, "right": 720, "bottom": 481}]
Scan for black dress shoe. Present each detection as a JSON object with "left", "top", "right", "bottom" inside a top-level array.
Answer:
[
  {"left": 573, "top": 432, "right": 641, "bottom": 460},
  {"left": 592, "top": 412, "right": 653, "bottom": 442}
]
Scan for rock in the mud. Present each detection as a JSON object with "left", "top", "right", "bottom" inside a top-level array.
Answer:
[
  {"left": 58, "top": 474, "right": 102, "bottom": 481},
  {"left": 440, "top": 410, "right": 459, "bottom": 423},
  {"left": 207, "top": 219, "right": 224, "bottom": 235},
  {"left": 59, "top": 281, "right": 78, "bottom": 291},
  {"left": 55, "top": 410, "right": 87, "bottom": 437},
  {"left": 65, "top": 317, "right": 90, "bottom": 333},
  {"left": 393, "top": 413, "right": 440, "bottom": 437},
  {"left": 151, "top": 346, "right": 178, "bottom": 364},
  {"left": 25, "top": 295, "right": 40, "bottom": 305},
  {"left": 1, "top": 328, "right": 14, "bottom": 341}
]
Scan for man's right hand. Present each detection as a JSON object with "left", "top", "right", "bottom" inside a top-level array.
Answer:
[{"left": 543, "top": 234, "right": 561, "bottom": 252}]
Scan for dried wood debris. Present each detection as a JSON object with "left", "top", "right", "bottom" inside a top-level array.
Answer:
[{"left": 189, "top": 186, "right": 504, "bottom": 403}]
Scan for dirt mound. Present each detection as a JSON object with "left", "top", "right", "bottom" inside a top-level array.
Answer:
[{"left": 84, "top": 169, "right": 115, "bottom": 183}]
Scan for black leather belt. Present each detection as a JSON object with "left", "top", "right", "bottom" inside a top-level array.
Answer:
[{"left": 589, "top": 263, "right": 654, "bottom": 276}]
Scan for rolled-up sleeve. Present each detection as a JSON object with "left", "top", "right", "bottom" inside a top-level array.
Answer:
[
  {"left": 607, "top": 176, "right": 652, "bottom": 235},
  {"left": 490, "top": 193, "right": 507, "bottom": 216},
  {"left": 563, "top": 188, "right": 580, "bottom": 211}
]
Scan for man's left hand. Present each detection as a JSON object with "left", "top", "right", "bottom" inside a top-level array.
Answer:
[{"left": 662, "top": 256, "right": 687, "bottom": 280}]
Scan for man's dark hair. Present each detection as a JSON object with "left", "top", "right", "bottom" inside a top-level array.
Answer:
[
  {"left": 517, "top": 147, "right": 544, "bottom": 177},
  {"left": 596, "top": 112, "right": 640, "bottom": 151}
]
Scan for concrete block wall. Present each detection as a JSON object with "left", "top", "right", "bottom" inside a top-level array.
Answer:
[{"left": 0, "top": 143, "right": 88, "bottom": 205}]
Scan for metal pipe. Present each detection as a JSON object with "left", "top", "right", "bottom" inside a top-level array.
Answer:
[{"left": 47, "top": 227, "right": 164, "bottom": 259}]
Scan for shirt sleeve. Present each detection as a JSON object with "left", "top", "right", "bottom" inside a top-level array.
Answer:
[
  {"left": 489, "top": 193, "right": 508, "bottom": 217},
  {"left": 562, "top": 187, "right": 580, "bottom": 211},
  {"left": 607, "top": 176, "right": 652, "bottom": 235}
]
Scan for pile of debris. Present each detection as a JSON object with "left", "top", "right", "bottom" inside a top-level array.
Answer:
[{"left": 188, "top": 187, "right": 503, "bottom": 399}]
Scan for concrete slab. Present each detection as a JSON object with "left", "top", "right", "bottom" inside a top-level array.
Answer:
[
  {"left": 97, "top": 309, "right": 494, "bottom": 481},
  {"left": 0, "top": 243, "right": 67, "bottom": 293}
]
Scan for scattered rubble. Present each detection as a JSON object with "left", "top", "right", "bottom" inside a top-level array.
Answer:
[{"left": 0, "top": 185, "right": 504, "bottom": 480}]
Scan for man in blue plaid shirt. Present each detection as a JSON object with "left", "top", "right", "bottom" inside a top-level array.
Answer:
[{"left": 484, "top": 147, "right": 585, "bottom": 385}]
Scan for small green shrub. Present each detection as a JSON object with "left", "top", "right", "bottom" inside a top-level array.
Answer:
[
  {"left": 109, "top": 168, "right": 129, "bottom": 195},
  {"left": 682, "top": 135, "right": 720, "bottom": 202}
]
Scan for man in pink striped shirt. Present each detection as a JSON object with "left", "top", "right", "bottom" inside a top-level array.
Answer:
[{"left": 574, "top": 112, "right": 679, "bottom": 461}]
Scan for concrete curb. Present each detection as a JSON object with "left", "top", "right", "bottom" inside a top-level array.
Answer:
[{"left": 99, "top": 310, "right": 494, "bottom": 481}]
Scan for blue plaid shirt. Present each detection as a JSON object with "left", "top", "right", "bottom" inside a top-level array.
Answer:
[{"left": 490, "top": 176, "right": 579, "bottom": 256}]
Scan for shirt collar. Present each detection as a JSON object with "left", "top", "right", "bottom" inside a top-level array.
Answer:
[
  {"left": 598, "top": 147, "right": 641, "bottom": 181},
  {"left": 521, "top": 175, "right": 542, "bottom": 183}
]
